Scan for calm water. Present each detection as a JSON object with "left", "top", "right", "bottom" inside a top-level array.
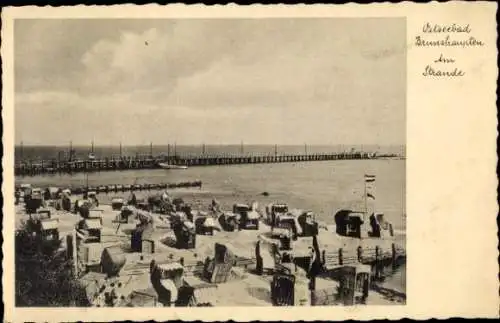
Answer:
[
  {"left": 382, "top": 263, "right": 406, "bottom": 293},
  {"left": 15, "top": 159, "right": 405, "bottom": 230}
]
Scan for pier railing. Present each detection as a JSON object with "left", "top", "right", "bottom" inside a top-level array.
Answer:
[{"left": 14, "top": 152, "right": 398, "bottom": 176}]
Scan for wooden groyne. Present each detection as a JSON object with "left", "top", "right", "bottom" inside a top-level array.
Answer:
[
  {"left": 16, "top": 181, "right": 203, "bottom": 195},
  {"left": 14, "top": 152, "right": 399, "bottom": 176},
  {"left": 320, "top": 244, "right": 406, "bottom": 278},
  {"left": 135, "top": 243, "right": 406, "bottom": 282}
]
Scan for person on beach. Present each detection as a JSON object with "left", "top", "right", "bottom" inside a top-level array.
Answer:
[
  {"left": 271, "top": 211, "right": 276, "bottom": 232},
  {"left": 157, "top": 190, "right": 171, "bottom": 212},
  {"left": 129, "top": 192, "right": 137, "bottom": 206},
  {"left": 43, "top": 188, "right": 51, "bottom": 201},
  {"left": 183, "top": 204, "right": 194, "bottom": 223},
  {"left": 161, "top": 190, "right": 169, "bottom": 202},
  {"left": 210, "top": 198, "right": 220, "bottom": 213},
  {"left": 307, "top": 246, "right": 320, "bottom": 292},
  {"left": 15, "top": 190, "right": 20, "bottom": 205}
]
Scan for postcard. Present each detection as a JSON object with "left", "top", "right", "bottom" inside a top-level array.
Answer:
[{"left": 2, "top": 3, "right": 498, "bottom": 321}]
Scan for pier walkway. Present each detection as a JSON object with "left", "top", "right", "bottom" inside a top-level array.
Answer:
[{"left": 14, "top": 152, "right": 396, "bottom": 176}]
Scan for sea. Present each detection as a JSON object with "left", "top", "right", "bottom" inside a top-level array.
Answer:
[{"left": 14, "top": 145, "right": 406, "bottom": 294}]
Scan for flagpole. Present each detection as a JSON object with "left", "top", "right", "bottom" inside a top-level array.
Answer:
[
  {"left": 364, "top": 178, "right": 368, "bottom": 223},
  {"left": 364, "top": 174, "right": 377, "bottom": 226},
  {"left": 86, "top": 153, "right": 90, "bottom": 189}
]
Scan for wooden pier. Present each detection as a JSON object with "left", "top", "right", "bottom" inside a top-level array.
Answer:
[{"left": 14, "top": 151, "right": 395, "bottom": 177}]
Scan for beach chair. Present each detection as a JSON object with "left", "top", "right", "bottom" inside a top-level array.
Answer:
[
  {"left": 338, "top": 264, "right": 371, "bottom": 305},
  {"left": 150, "top": 261, "right": 184, "bottom": 307},
  {"left": 311, "top": 287, "right": 339, "bottom": 306},
  {"left": 209, "top": 243, "right": 235, "bottom": 284},
  {"left": 111, "top": 197, "right": 125, "bottom": 211},
  {"left": 210, "top": 262, "right": 233, "bottom": 284},
  {"left": 178, "top": 276, "right": 217, "bottom": 307},
  {"left": 271, "top": 273, "right": 295, "bottom": 306}
]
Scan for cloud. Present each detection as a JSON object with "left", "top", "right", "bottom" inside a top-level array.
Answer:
[
  {"left": 78, "top": 21, "right": 246, "bottom": 95},
  {"left": 14, "top": 18, "right": 406, "bottom": 146}
]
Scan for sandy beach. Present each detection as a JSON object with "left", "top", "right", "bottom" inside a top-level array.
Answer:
[{"left": 15, "top": 184, "right": 406, "bottom": 307}]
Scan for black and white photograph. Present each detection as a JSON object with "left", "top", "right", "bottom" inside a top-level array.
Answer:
[{"left": 13, "top": 17, "right": 408, "bottom": 308}]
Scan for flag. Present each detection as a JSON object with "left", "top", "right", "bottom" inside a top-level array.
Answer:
[
  {"left": 364, "top": 174, "right": 376, "bottom": 182},
  {"left": 367, "top": 192, "right": 375, "bottom": 200}
]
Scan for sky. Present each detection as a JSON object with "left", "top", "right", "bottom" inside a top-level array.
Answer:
[{"left": 14, "top": 18, "right": 406, "bottom": 146}]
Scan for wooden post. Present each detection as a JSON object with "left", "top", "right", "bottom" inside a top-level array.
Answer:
[
  {"left": 66, "top": 234, "right": 73, "bottom": 259},
  {"left": 338, "top": 248, "right": 343, "bottom": 266},
  {"left": 363, "top": 177, "right": 368, "bottom": 224},
  {"left": 391, "top": 243, "right": 397, "bottom": 268},
  {"left": 69, "top": 140, "right": 73, "bottom": 162},
  {"left": 72, "top": 229, "right": 78, "bottom": 278},
  {"left": 308, "top": 234, "right": 319, "bottom": 303},
  {"left": 309, "top": 273, "right": 316, "bottom": 307},
  {"left": 375, "top": 246, "right": 380, "bottom": 280},
  {"left": 255, "top": 240, "right": 263, "bottom": 276},
  {"left": 357, "top": 246, "right": 363, "bottom": 262}
]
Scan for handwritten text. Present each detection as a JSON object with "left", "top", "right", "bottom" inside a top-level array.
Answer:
[{"left": 417, "top": 23, "right": 483, "bottom": 78}]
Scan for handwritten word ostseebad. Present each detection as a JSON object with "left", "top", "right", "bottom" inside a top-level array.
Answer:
[{"left": 422, "top": 23, "right": 471, "bottom": 33}]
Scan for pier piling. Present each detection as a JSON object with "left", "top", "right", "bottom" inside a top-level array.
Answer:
[
  {"left": 375, "top": 246, "right": 381, "bottom": 280},
  {"left": 14, "top": 149, "right": 397, "bottom": 176},
  {"left": 357, "top": 246, "right": 363, "bottom": 262},
  {"left": 391, "top": 243, "right": 397, "bottom": 268}
]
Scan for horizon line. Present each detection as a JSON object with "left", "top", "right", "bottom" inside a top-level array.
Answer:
[{"left": 14, "top": 143, "right": 406, "bottom": 147}]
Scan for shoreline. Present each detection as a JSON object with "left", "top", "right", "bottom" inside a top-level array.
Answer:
[{"left": 14, "top": 180, "right": 407, "bottom": 232}]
